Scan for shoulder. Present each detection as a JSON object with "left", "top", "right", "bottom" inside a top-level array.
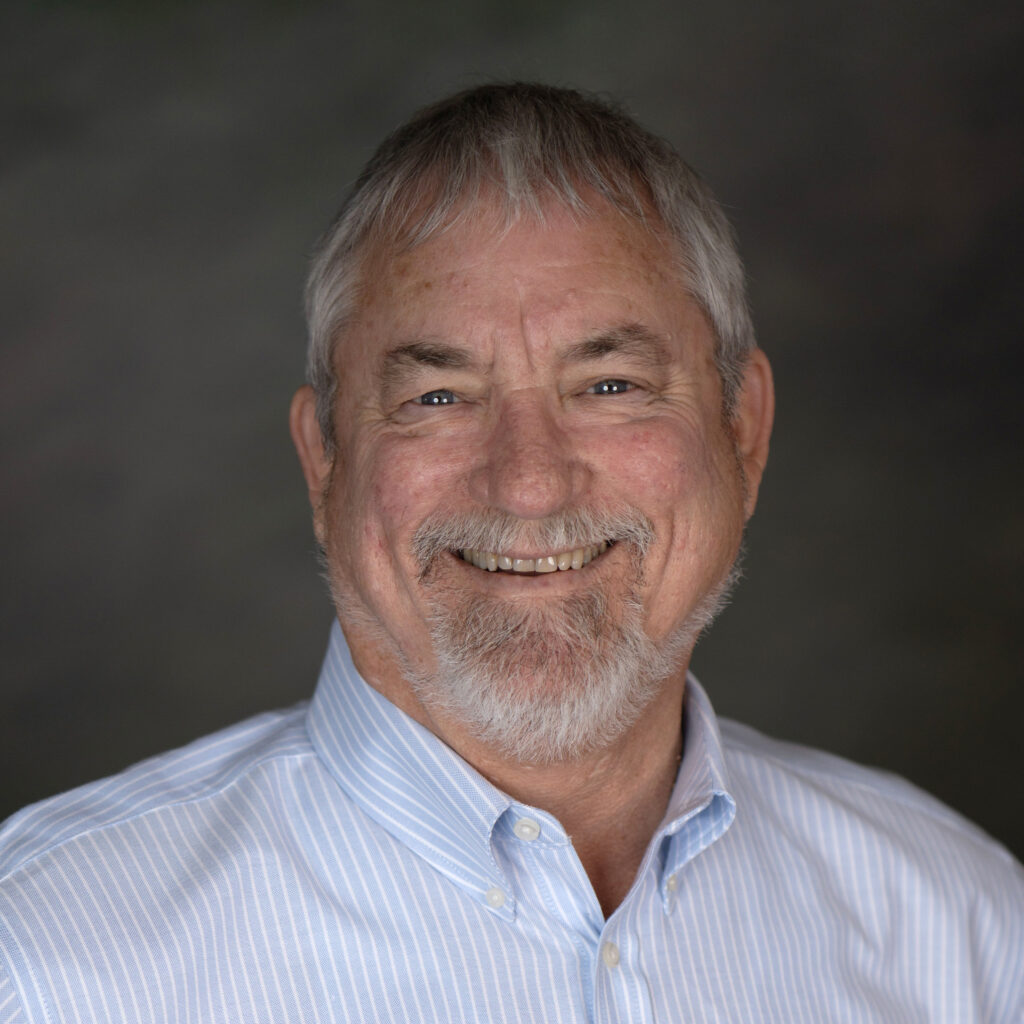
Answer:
[
  {"left": 0, "top": 704, "right": 314, "bottom": 881},
  {"left": 713, "top": 719, "right": 1023, "bottom": 1018},
  {"left": 718, "top": 715, "right": 1022, "bottom": 889}
]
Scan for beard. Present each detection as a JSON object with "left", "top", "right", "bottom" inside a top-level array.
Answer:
[{"left": 403, "top": 505, "right": 741, "bottom": 764}]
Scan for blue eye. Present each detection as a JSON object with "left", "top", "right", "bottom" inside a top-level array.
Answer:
[
  {"left": 418, "top": 390, "right": 459, "bottom": 405},
  {"left": 588, "top": 379, "right": 633, "bottom": 395}
]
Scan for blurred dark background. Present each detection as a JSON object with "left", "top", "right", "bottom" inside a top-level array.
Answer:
[{"left": 2, "top": 0, "right": 1021, "bottom": 856}]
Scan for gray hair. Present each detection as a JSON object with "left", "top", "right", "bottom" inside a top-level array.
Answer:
[{"left": 305, "top": 82, "right": 755, "bottom": 451}]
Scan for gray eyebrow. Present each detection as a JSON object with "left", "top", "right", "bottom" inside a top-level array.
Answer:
[
  {"left": 377, "top": 324, "right": 668, "bottom": 391},
  {"left": 378, "top": 341, "right": 477, "bottom": 390},
  {"left": 560, "top": 323, "right": 671, "bottom": 366}
]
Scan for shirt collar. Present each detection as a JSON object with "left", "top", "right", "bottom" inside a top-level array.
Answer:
[
  {"left": 307, "top": 621, "right": 515, "bottom": 917},
  {"left": 306, "top": 621, "right": 735, "bottom": 917},
  {"left": 654, "top": 674, "right": 736, "bottom": 909}
]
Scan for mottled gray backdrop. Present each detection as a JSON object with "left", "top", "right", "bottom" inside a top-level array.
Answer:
[{"left": 3, "top": 0, "right": 1022, "bottom": 856}]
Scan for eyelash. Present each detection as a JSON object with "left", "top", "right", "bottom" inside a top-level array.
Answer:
[
  {"left": 416, "top": 389, "right": 459, "bottom": 405},
  {"left": 586, "top": 379, "right": 634, "bottom": 395},
  {"left": 410, "top": 378, "right": 637, "bottom": 410}
]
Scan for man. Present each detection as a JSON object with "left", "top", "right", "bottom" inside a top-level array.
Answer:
[{"left": 0, "top": 84, "right": 1020, "bottom": 1022}]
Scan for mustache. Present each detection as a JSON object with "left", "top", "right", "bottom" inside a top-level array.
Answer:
[{"left": 412, "top": 505, "right": 655, "bottom": 575}]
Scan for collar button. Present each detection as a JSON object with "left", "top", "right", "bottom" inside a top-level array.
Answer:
[{"left": 513, "top": 817, "right": 541, "bottom": 842}]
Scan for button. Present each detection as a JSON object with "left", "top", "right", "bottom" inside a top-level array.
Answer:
[
  {"left": 485, "top": 886, "right": 506, "bottom": 909},
  {"left": 601, "top": 941, "right": 620, "bottom": 968},
  {"left": 513, "top": 817, "right": 541, "bottom": 842},
  {"left": 666, "top": 874, "right": 679, "bottom": 892}
]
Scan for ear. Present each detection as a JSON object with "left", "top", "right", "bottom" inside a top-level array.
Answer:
[
  {"left": 730, "top": 348, "right": 775, "bottom": 519},
  {"left": 289, "top": 385, "right": 333, "bottom": 545}
]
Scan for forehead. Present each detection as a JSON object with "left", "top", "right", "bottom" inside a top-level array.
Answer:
[{"left": 344, "top": 198, "right": 698, "bottom": 368}]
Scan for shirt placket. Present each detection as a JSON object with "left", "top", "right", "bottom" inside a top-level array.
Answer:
[{"left": 494, "top": 806, "right": 659, "bottom": 1024}]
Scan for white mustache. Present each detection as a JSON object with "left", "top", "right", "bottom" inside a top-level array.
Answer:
[{"left": 412, "top": 505, "right": 655, "bottom": 575}]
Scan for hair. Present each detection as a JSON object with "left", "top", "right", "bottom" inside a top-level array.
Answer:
[{"left": 305, "top": 82, "right": 755, "bottom": 452}]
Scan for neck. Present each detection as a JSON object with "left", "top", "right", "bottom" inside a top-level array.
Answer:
[{"left": 447, "top": 683, "right": 687, "bottom": 917}]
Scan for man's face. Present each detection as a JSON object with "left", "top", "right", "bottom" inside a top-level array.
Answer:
[{"left": 293, "top": 199, "right": 772, "bottom": 759}]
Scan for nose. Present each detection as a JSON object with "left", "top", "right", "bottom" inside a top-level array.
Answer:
[{"left": 469, "top": 390, "right": 588, "bottom": 520}]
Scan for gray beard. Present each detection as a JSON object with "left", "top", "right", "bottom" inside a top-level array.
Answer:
[{"left": 405, "top": 506, "right": 741, "bottom": 763}]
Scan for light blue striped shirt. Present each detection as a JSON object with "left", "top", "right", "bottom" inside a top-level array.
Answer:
[{"left": 1, "top": 622, "right": 1021, "bottom": 1022}]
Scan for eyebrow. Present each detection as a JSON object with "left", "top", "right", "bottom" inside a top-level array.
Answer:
[
  {"left": 377, "top": 322, "right": 669, "bottom": 390},
  {"left": 378, "top": 341, "right": 477, "bottom": 390},
  {"left": 560, "top": 323, "right": 671, "bottom": 367}
]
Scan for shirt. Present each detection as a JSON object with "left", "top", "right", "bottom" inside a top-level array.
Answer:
[{"left": 1, "top": 622, "right": 1021, "bottom": 1023}]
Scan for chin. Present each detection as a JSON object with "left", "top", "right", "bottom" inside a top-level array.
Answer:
[{"left": 408, "top": 590, "right": 691, "bottom": 763}]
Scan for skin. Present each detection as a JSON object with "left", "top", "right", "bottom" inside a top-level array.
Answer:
[{"left": 291, "top": 198, "right": 774, "bottom": 915}]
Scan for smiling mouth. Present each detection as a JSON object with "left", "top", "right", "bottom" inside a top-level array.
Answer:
[{"left": 458, "top": 541, "right": 610, "bottom": 574}]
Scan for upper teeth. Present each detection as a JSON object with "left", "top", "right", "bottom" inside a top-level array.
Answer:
[{"left": 460, "top": 541, "right": 609, "bottom": 573}]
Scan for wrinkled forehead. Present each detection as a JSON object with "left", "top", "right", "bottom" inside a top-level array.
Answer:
[
  {"left": 347, "top": 193, "right": 686, "bottom": 338},
  {"left": 326, "top": 199, "right": 715, "bottom": 413},
  {"left": 350, "top": 185, "right": 687, "bottom": 314}
]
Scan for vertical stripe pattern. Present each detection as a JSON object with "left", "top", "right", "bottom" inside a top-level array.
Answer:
[{"left": 1, "top": 621, "right": 1021, "bottom": 1022}]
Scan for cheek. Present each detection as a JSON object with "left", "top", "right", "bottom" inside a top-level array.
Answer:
[
  {"left": 600, "top": 421, "right": 714, "bottom": 503},
  {"left": 355, "top": 436, "right": 473, "bottom": 543}
]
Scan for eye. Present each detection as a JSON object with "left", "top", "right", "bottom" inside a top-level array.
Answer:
[
  {"left": 417, "top": 389, "right": 459, "bottom": 406},
  {"left": 587, "top": 379, "right": 634, "bottom": 395}
]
